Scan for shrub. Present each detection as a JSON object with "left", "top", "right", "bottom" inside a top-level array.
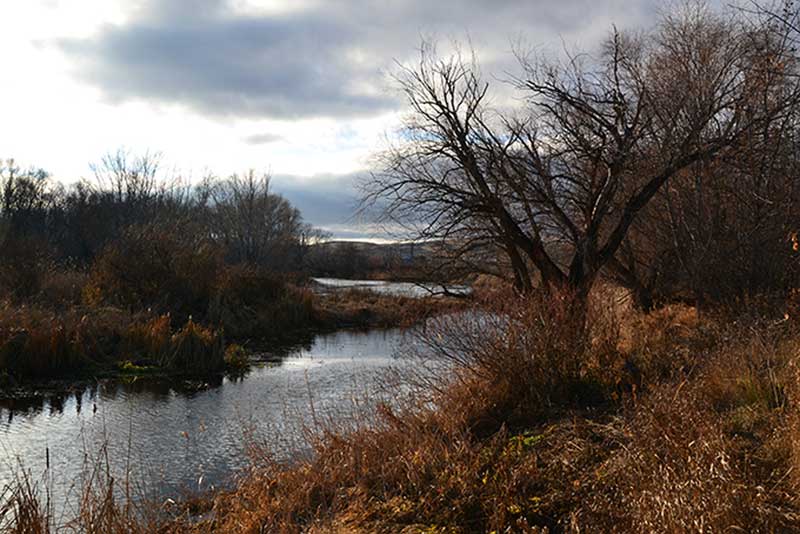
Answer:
[
  {"left": 36, "top": 268, "right": 87, "bottom": 308},
  {"left": 403, "top": 288, "right": 622, "bottom": 434},
  {"left": 84, "top": 225, "right": 222, "bottom": 320},
  {"left": 0, "top": 236, "right": 54, "bottom": 302},
  {"left": 224, "top": 343, "right": 250, "bottom": 372},
  {"left": 208, "top": 265, "right": 314, "bottom": 339}
]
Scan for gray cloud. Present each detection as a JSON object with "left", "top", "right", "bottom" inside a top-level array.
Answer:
[
  {"left": 270, "top": 172, "right": 362, "bottom": 230},
  {"left": 58, "top": 8, "right": 393, "bottom": 119},
  {"left": 55, "top": 0, "right": 662, "bottom": 121},
  {"left": 243, "top": 132, "right": 284, "bottom": 144},
  {"left": 271, "top": 171, "right": 400, "bottom": 239}
]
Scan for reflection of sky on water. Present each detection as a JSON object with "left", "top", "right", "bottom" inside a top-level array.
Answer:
[
  {"left": 0, "top": 327, "right": 411, "bottom": 518},
  {"left": 312, "top": 277, "right": 471, "bottom": 297}
]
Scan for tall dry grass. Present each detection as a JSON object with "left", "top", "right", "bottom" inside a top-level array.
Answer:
[
  {"left": 6, "top": 288, "right": 800, "bottom": 532},
  {"left": 0, "top": 443, "right": 194, "bottom": 534},
  {"left": 0, "top": 304, "right": 130, "bottom": 378},
  {"left": 0, "top": 305, "right": 226, "bottom": 380}
]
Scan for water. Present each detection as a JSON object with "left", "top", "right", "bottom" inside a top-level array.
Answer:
[
  {"left": 0, "top": 327, "right": 412, "bottom": 515},
  {"left": 312, "top": 277, "right": 471, "bottom": 297}
]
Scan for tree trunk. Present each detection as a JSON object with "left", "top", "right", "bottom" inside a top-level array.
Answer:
[{"left": 506, "top": 243, "right": 533, "bottom": 293}]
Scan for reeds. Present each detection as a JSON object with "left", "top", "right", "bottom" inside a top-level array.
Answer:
[
  {"left": 0, "top": 306, "right": 225, "bottom": 380},
  {"left": 7, "top": 289, "right": 800, "bottom": 532}
]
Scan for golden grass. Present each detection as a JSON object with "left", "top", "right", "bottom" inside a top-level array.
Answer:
[
  {"left": 0, "top": 304, "right": 226, "bottom": 379},
  {"left": 7, "top": 290, "right": 800, "bottom": 532},
  {"left": 314, "top": 288, "right": 467, "bottom": 329}
]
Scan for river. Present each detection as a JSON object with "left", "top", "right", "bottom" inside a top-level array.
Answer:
[
  {"left": 0, "top": 325, "right": 414, "bottom": 516},
  {"left": 311, "top": 277, "right": 471, "bottom": 297}
]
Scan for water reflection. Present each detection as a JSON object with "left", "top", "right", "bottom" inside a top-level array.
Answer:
[
  {"left": 0, "top": 327, "right": 410, "bottom": 517},
  {"left": 311, "top": 277, "right": 471, "bottom": 298}
]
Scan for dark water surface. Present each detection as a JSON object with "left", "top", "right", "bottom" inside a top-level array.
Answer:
[{"left": 0, "top": 327, "right": 411, "bottom": 516}]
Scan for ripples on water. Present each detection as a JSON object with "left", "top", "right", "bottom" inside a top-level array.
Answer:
[{"left": 0, "top": 327, "right": 412, "bottom": 515}]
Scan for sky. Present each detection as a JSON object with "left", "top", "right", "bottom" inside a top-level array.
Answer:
[{"left": 0, "top": 0, "right": 665, "bottom": 239}]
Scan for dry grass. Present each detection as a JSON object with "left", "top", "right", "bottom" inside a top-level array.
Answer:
[
  {"left": 165, "top": 319, "right": 224, "bottom": 373},
  {"left": 0, "top": 304, "right": 226, "bottom": 380},
  {"left": 315, "top": 288, "right": 467, "bottom": 329},
  {"left": 0, "top": 444, "right": 193, "bottom": 534},
  {"left": 7, "top": 289, "right": 800, "bottom": 532},
  {"left": 0, "top": 304, "right": 130, "bottom": 378}
]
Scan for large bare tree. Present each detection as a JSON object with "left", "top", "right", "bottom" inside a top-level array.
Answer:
[{"left": 365, "top": 4, "right": 800, "bottom": 311}]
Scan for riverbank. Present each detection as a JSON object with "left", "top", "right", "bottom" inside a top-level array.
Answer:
[
  {"left": 314, "top": 287, "right": 468, "bottom": 329},
  {"left": 6, "top": 289, "right": 800, "bottom": 532},
  {"left": 0, "top": 282, "right": 465, "bottom": 398},
  {"left": 185, "top": 296, "right": 800, "bottom": 532}
]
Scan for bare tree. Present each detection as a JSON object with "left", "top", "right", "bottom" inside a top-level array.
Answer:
[
  {"left": 0, "top": 159, "right": 51, "bottom": 220},
  {"left": 365, "top": 4, "right": 800, "bottom": 313},
  {"left": 608, "top": 3, "right": 800, "bottom": 308},
  {"left": 90, "top": 148, "right": 162, "bottom": 204},
  {"left": 202, "top": 170, "right": 310, "bottom": 269}
]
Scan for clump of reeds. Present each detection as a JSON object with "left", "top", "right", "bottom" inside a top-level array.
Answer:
[
  {"left": 124, "top": 314, "right": 172, "bottom": 361},
  {"left": 224, "top": 343, "right": 250, "bottom": 373},
  {"left": 0, "top": 471, "right": 50, "bottom": 534},
  {"left": 0, "top": 309, "right": 89, "bottom": 378},
  {"left": 0, "top": 443, "right": 190, "bottom": 534},
  {"left": 164, "top": 318, "right": 224, "bottom": 373},
  {"left": 125, "top": 314, "right": 225, "bottom": 373}
]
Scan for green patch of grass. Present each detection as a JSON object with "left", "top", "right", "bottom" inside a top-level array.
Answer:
[{"left": 116, "top": 359, "right": 160, "bottom": 375}]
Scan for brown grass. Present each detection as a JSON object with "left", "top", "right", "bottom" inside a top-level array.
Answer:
[
  {"left": 7, "top": 288, "right": 800, "bottom": 532},
  {"left": 0, "top": 303, "right": 129, "bottom": 378},
  {"left": 0, "top": 304, "right": 226, "bottom": 380},
  {"left": 315, "top": 288, "right": 467, "bottom": 329}
]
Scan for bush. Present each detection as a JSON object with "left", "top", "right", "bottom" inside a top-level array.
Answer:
[
  {"left": 208, "top": 265, "right": 314, "bottom": 339},
  {"left": 84, "top": 225, "right": 222, "bottom": 320},
  {"left": 36, "top": 268, "right": 87, "bottom": 308},
  {"left": 0, "top": 236, "right": 54, "bottom": 302},
  {"left": 224, "top": 343, "right": 250, "bottom": 372},
  {"left": 403, "top": 288, "right": 622, "bottom": 434}
]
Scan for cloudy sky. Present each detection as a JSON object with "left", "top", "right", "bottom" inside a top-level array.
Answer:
[{"left": 0, "top": 0, "right": 665, "bottom": 239}]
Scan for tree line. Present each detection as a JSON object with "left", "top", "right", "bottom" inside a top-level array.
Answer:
[{"left": 0, "top": 151, "right": 316, "bottom": 301}]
